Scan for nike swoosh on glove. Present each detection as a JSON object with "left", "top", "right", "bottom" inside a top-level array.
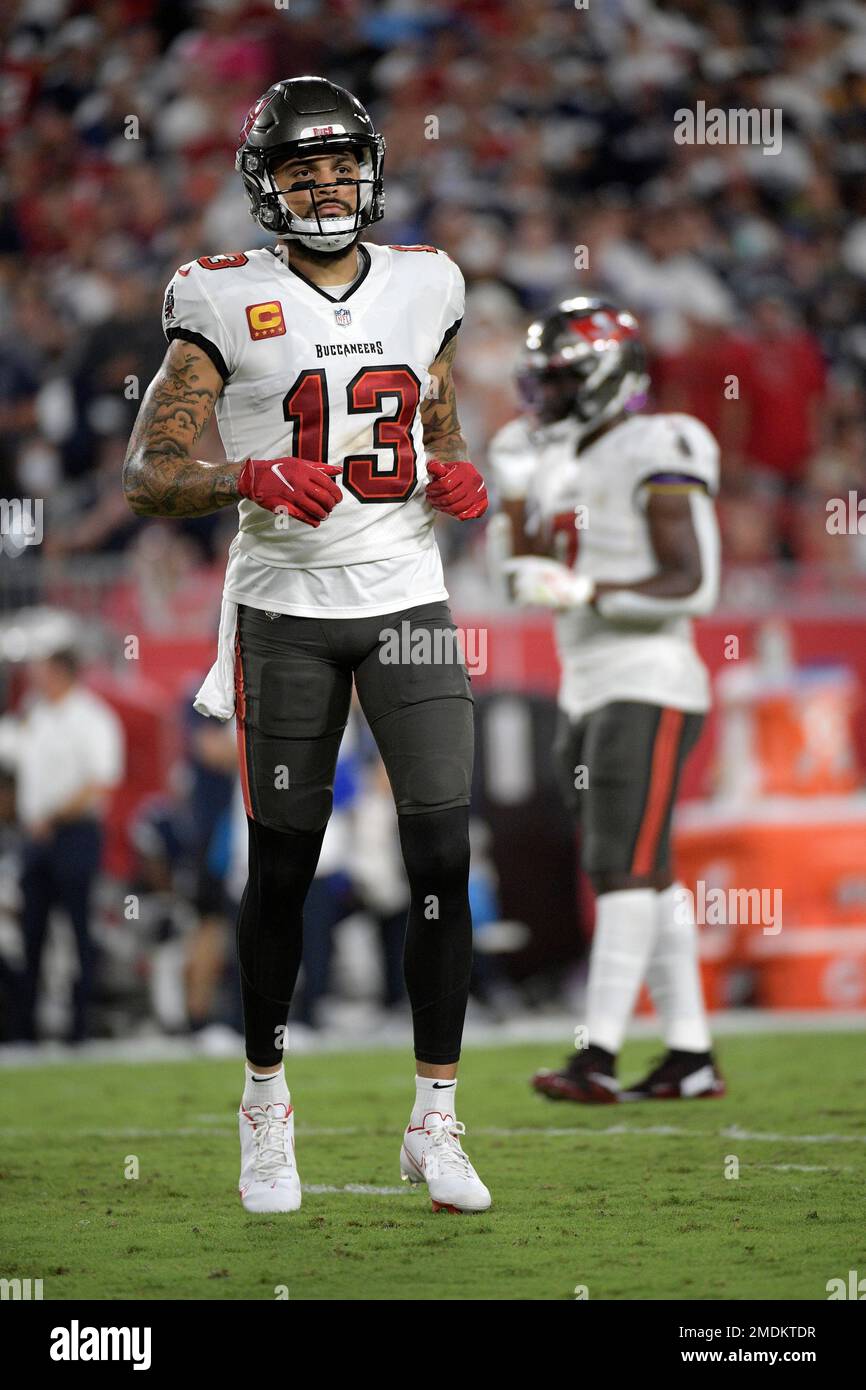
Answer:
[
  {"left": 425, "top": 458, "right": 488, "bottom": 520},
  {"left": 503, "top": 556, "right": 595, "bottom": 609},
  {"left": 238, "top": 456, "right": 343, "bottom": 527}
]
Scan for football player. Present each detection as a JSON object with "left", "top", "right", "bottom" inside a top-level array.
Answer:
[
  {"left": 489, "top": 298, "right": 725, "bottom": 1103},
  {"left": 123, "top": 77, "right": 490, "bottom": 1213}
]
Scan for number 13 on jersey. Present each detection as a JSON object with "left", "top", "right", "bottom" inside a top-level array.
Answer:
[{"left": 283, "top": 365, "right": 422, "bottom": 503}]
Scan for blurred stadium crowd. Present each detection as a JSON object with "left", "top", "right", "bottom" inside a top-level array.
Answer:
[
  {"left": 3, "top": 0, "right": 866, "bottom": 578},
  {"left": 4, "top": 0, "right": 866, "bottom": 1044}
]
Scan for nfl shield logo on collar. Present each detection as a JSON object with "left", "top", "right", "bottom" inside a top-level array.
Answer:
[{"left": 334, "top": 305, "right": 352, "bottom": 327}]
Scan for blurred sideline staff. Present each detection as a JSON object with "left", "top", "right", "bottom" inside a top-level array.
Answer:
[{"left": 0, "top": 647, "right": 124, "bottom": 1042}]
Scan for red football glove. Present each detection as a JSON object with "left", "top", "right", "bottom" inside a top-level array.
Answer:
[
  {"left": 238, "top": 456, "right": 343, "bottom": 527},
  {"left": 425, "top": 458, "right": 488, "bottom": 520}
]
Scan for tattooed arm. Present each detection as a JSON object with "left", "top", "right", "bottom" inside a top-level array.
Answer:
[
  {"left": 420, "top": 335, "right": 470, "bottom": 463},
  {"left": 122, "top": 341, "right": 242, "bottom": 517},
  {"left": 421, "top": 333, "right": 487, "bottom": 519}
]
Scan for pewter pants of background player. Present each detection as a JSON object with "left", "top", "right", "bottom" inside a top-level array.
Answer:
[
  {"left": 553, "top": 701, "right": 705, "bottom": 878},
  {"left": 233, "top": 600, "right": 475, "bottom": 1068}
]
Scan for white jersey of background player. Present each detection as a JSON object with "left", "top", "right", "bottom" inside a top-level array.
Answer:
[
  {"left": 492, "top": 407, "right": 719, "bottom": 722},
  {"left": 490, "top": 297, "right": 725, "bottom": 1106}
]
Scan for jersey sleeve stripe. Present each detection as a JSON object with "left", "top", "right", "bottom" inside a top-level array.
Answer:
[
  {"left": 644, "top": 471, "right": 707, "bottom": 486},
  {"left": 643, "top": 472, "right": 709, "bottom": 494},
  {"left": 165, "top": 326, "right": 230, "bottom": 382},
  {"left": 434, "top": 315, "right": 463, "bottom": 360}
]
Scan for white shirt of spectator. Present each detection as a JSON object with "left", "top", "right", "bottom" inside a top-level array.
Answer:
[{"left": 0, "top": 685, "right": 125, "bottom": 828}]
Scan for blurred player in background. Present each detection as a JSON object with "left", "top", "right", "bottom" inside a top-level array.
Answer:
[
  {"left": 490, "top": 299, "right": 725, "bottom": 1103},
  {"left": 123, "top": 77, "right": 490, "bottom": 1214}
]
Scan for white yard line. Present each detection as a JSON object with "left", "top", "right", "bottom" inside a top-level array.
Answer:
[
  {"left": 765, "top": 1164, "right": 839, "bottom": 1172},
  {"left": 481, "top": 1124, "right": 866, "bottom": 1144},
  {"left": 721, "top": 1123, "right": 866, "bottom": 1144},
  {"left": 302, "top": 1184, "right": 409, "bottom": 1196},
  {"left": 1, "top": 1122, "right": 862, "bottom": 1144}
]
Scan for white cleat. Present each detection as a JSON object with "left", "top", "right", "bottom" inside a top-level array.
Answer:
[
  {"left": 238, "top": 1100, "right": 301, "bottom": 1213},
  {"left": 400, "top": 1111, "right": 492, "bottom": 1214}
]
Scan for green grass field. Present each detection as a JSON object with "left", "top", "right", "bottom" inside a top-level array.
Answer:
[{"left": 2, "top": 1033, "right": 864, "bottom": 1301}]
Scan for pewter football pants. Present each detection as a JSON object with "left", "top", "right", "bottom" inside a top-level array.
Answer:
[{"left": 233, "top": 601, "right": 475, "bottom": 1067}]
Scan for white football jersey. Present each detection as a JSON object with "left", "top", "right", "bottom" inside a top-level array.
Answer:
[
  {"left": 495, "top": 410, "right": 720, "bottom": 720},
  {"left": 162, "top": 241, "right": 464, "bottom": 617}
]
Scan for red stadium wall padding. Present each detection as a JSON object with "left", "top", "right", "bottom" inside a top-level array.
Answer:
[
  {"left": 86, "top": 637, "right": 220, "bottom": 876},
  {"left": 122, "top": 637, "right": 219, "bottom": 702},
  {"left": 86, "top": 668, "right": 183, "bottom": 879}
]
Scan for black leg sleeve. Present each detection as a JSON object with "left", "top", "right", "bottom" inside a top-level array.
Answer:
[
  {"left": 398, "top": 806, "right": 473, "bottom": 1065},
  {"left": 236, "top": 815, "right": 326, "bottom": 1068}
]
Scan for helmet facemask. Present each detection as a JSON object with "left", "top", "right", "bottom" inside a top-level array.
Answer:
[
  {"left": 268, "top": 139, "right": 378, "bottom": 252},
  {"left": 517, "top": 362, "right": 587, "bottom": 425},
  {"left": 238, "top": 131, "right": 385, "bottom": 252}
]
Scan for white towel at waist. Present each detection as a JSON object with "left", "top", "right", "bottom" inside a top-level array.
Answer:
[{"left": 193, "top": 593, "right": 238, "bottom": 720}]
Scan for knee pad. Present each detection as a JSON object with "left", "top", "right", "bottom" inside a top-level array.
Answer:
[
  {"left": 398, "top": 806, "right": 471, "bottom": 890},
  {"left": 243, "top": 815, "right": 326, "bottom": 899}
]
